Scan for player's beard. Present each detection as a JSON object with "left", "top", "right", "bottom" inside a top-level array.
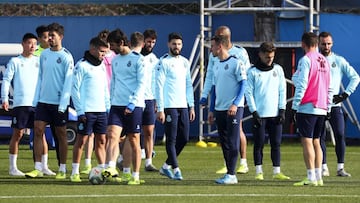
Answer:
[
  {"left": 141, "top": 46, "right": 152, "bottom": 56},
  {"left": 321, "top": 49, "right": 330, "bottom": 56},
  {"left": 170, "top": 48, "right": 181, "bottom": 56}
]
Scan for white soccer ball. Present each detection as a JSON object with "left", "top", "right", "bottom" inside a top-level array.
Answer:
[{"left": 88, "top": 166, "right": 106, "bottom": 185}]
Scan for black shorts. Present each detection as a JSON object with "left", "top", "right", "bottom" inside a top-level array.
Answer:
[
  {"left": 77, "top": 112, "right": 108, "bottom": 135},
  {"left": 11, "top": 106, "right": 35, "bottom": 129},
  {"left": 35, "top": 102, "right": 67, "bottom": 127},
  {"left": 108, "top": 106, "right": 143, "bottom": 134},
  {"left": 142, "top": 100, "right": 156, "bottom": 125}
]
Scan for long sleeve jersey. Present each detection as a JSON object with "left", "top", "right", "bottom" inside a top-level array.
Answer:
[
  {"left": 71, "top": 58, "right": 110, "bottom": 115},
  {"left": 201, "top": 45, "right": 250, "bottom": 99},
  {"left": 143, "top": 52, "right": 159, "bottom": 100},
  {"left": 326, "top": 52, "right": 360, "bottom": 107},
  {"left": 155, "top": 53, "right": 194, "bottom": 112},
  {"left": 245, "top": 63, "right": 286, "bottom": 117},
  {"left": 110, "top": 51, "right": 146, "bottom": 108},
  {"left": 33, "top": 47, "right": 74, "bottom": 112},
  {"left": 213, "top": 56, "right": 247, "bottom": 111},
  {"left": 1, "top": 55, "right": 39, "bottom": 107}
]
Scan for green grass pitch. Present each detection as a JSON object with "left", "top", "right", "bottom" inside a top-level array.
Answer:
[{"left": 0, "top": 141, "right": 359, "bottom": 203}]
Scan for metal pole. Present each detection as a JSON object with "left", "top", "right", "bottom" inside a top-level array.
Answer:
[
  {"left": 316, "top": 0, "right": 320, "bottom": 34},
  {"left": 309, "top": 0, "right": 314, "bottom": 32},
  {"left": 341, "top": 83, "right": 360, "bottom": 131},
  {"left": 189, "top": 35, "right": 200, "bottom": 65},
  {"left": 199, "top": 0, "right": 205, "bottom": 141}
]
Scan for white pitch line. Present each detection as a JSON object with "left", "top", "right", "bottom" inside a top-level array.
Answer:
[{"left": 0, "top": 193, "right": 359, "bottom": 199}]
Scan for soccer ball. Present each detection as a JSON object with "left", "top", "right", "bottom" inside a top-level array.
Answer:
[{"left": 88, "top": 166, "right": 106, "bottom": 185}]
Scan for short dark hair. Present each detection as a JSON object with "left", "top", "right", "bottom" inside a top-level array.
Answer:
[
  {"left": 143, "top": 29, "right": 157, "bottom": 40},
  {"left": 22, "top": 33, "right": 37, "bottom": 42},
  {"left": 35, "top": 25, "right": 48, "bottom": 38},
  {"left": 48, "top": 22, "right": 65, "bottom": 36},
  {"left": 211, "top": 35, "right": 228, "bottom": 47},
  {"left": 107, "top": 28, "right": 128, "bottom": 46},
  {"left": 301, "top": 32, "right": 318, "bottom": 47},
  {"left": 90, "top": 36, "right": 108, "bottom": 48},
  {"left": 259, "top": 42, "right": 276, "bottom": 53},
  {"left": 130, "top": 32, "right": 144, "bottom": 48},
  {"left": 98, "top": 29, "right": 110, "bottom": 41},
  {"left": 318, "top": 31, "right": 332, "bottom": 38},
  {"left": 168, "top": 32, "right": 182, "bottom": 42}
]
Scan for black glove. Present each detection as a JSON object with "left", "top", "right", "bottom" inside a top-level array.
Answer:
[
  {"left": 333, "top": 92, "right": 348, "bottom": 104},
  {"left": 252, "top": 111, "right": 262, "bottom": 128},
  {"left": 276, "top": 109, "right": 286, "bottom": 124}
]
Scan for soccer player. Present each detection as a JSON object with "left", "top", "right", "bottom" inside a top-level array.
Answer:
[
  {"left": 25, "top": 22, "right": 74, "bottom": 179},
  {"left": 34, "top": 25, "right": 50, "bottom": 56},
  {"left": 245, "top": 42, "right": 290, "bottom": 181},
  {"left": 1, "top": 33, "right": 38, "bottom": 176},
  {"left": 69, "top": 37, "right": 110, "bottom": 182},
  {"left": 199, "top": 26, "right": 250, "bottom": 174},
  {"left": 120, "top": 31, "right": 146, "bottom": 182},
  {"left": 98, "top": 29, "right": 116, "bottom": 91},
  {"left": 318, "top": 31, "right": 360, "bottom": 177},
  {"left": 140, "top": 29, "right": 159, "bottom": 172},
  {"left": 156, "top": 32, "right": 195, "bottom": 180},
  {"left": 210, "top": 35, "right": 246, "bottom": 184},
  {"left": 292, "top": 32, "right": 331, "bottom": 186},
  {"left": 80, "top": 29, "right": 115, "bottom": 175},
  {"left": 102, "top": 28, "right": 146, "bottom": 185},
  {"left": 34, "top": 24, "right": 58, "bottom": 176}
]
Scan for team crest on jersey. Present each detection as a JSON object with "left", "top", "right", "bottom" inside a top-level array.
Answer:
[
  {"left": 273, "top": 71, "right": 277, "bottom": 77},
  {"left": 13, "top": 117, "right": 17, "bottom": 124},
  {"left": 36, "top": 62, "right": 39, "bottom": 68},
  {"left": 332, "top": 62, "right": 336, "bottom": 68},
  {"left": 166, "top": 115, "right": 172, "bottom": 122},
  {"left": 127, "top": 61, "right": 132, "bottom": 67},
  {"left": 224, "top": 64, "right": 229, "bottom": 70},
  {"left": 57, "top": 57, "right": 62, "bottom": 64},
  {"left": 136, "top": 125, "right": 140, "bottom": 130},
  {"left": 21, "top": 63, "right": 24, "bottom": 67}
]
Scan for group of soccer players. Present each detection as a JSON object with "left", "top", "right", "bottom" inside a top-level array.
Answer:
[
  {"left": 2, "top": 22, "right": 196, "bottom": 185},
  {"left": 2, "top": 22, "right": 359, "bottom": 186},
  {"left": 200, "top": 26, "right": 359, "bottom": 185}
]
